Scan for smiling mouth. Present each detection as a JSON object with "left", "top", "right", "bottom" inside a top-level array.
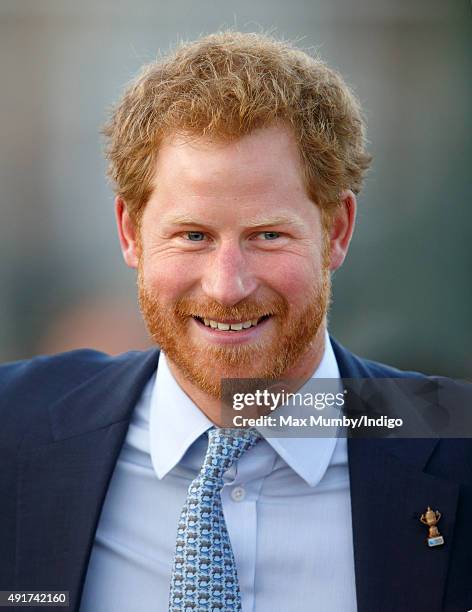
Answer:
[{"left": 192, "top": 314, "right": 271, "bottom": 331}]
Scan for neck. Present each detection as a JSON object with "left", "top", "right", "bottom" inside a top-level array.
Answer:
[{"left": 166, "top": 325, "right": 327, "bottom": 426}]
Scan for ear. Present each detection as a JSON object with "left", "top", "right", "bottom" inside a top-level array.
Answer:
[
  {"left": 328, "top": 189, "right": 357, "bottom": 271},
  {"left": 115, "top": 197, "right": 139, "bottom": 269}
]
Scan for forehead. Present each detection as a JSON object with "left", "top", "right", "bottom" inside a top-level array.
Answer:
[
  {"left": 143, "top": 123, "right": 320, "bottom": 231},
  {"left": 153, "top": 124, "right": 307, "bottom": 198}
]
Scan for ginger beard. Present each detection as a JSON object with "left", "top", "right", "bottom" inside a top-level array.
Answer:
[{"left": 137, "top": 233, "right": 332, "bottom": 399}]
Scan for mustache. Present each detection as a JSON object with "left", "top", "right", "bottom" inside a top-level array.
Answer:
[{"left": 174, "top": 296, "right": 288, "bottom": 320}]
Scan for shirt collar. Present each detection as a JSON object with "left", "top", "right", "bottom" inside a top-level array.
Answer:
[
  {"left": 150, "top": 329, "right": 341, "bottom": 485},
  {"left": 149, "top": 353, "right": 213, "bottom": 479},
  {"left": 261, "top": 331, "right": 342, "bottom": 487}
]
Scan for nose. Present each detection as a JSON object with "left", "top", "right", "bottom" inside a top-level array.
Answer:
[{"left": 200, "top": 240, "right": 258, "bottom": 306}]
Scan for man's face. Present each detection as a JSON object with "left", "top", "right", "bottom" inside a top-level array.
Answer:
[{"left": 136, "top": 124, "right": 331, "bottom": 397}]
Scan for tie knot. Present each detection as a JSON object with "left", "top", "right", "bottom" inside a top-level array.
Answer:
[{"left": 202, "top": 427, "right": 262, "bottom": 481}]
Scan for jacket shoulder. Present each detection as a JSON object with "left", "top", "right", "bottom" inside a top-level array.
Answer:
[
  {"left": 357, "top": 356, "right": 426, "bottom": 379},
  {"left": 0, "top": 349, "right": 115, "bottom": 396},
  {"left": 0, "top": 350, "right": 117, "bottom": 449},
  {"left": 330, "top": 336, "right": 427, "bottom": 380}
]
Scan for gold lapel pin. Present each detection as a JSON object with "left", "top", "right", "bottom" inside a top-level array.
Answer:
[{"left": 420, "top": 506, "right": 444, "bottom": 547}]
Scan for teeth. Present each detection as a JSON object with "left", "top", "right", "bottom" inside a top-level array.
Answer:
[{"left": 198, "top": 316, "right": 268, "bottom": 331}]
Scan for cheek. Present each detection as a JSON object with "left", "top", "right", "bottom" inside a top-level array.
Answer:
[
  {"left": 260, "top": 255, "right": 322, "bottom": 303},
  {"left": 142, "top": 257, "right": 197, "bottom": 299}
]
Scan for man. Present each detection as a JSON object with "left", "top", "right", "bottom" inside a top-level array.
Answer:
[{"left": 0, "top": 31, "right": 470, "bottom": 612}]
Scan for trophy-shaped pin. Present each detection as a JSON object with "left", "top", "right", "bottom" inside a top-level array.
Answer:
[{"left": 420, "top": 506, "right": 444, "bottom": 547}]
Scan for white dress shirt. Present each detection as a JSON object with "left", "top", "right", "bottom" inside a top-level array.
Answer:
[{"left": 80, "top": 333, "right": 357, "bottom": 611}]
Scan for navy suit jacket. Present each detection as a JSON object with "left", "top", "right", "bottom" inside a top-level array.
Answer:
[{"left": 1, "top": 338, "right": 471, "bottom": 611}]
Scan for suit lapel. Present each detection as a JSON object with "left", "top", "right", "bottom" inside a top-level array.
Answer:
[
  {"left": 348, "top": 438, "right": 459, "bottom": 612},
  {"left": 16, "top": 349, "right": 160, "bottom": 611},
  {"left": 331, "top": 338, "right": 460, "bottom": 612}
]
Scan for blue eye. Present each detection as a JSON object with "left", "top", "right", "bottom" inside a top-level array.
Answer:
[
  {"left": 262, "top": 231, "right": 280, "bottom": 240},
  {"left": 186, "top": 231, "right": 205, "bottom": 241}
]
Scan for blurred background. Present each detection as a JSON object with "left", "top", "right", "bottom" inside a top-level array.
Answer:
[{"left": 0, "top": 0, "right": 470, "bottom": 377}]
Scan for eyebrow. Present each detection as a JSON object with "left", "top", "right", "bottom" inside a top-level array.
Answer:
[
  {"left": 245, "top": 215, "right": 305, "bottom": 229},
  {"left": 163, "top": 213, "right": 306, "bottom": 230},
  {"left": 162, "top": 214, "right": 209, "bottom": 226}
]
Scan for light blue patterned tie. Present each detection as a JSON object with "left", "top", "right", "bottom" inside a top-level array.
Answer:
[{"left": 169, "top": 427, "right": 261, "bottom": 611}]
